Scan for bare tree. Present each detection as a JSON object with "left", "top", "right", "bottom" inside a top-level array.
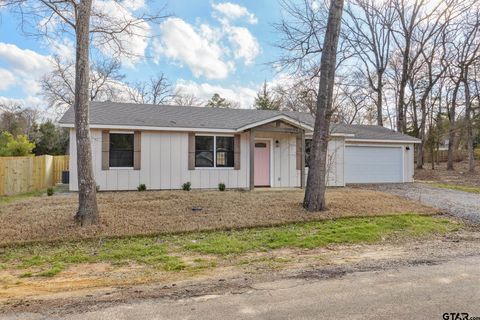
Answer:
[
  {"left": 414, "top": 26, "right": 450, "bottom": 169},
  {"left": 445, "top": 6, "right": 480, "bottom": 171},
  {"left": 127, "top": 73, "right": 172, "bottom": 105},
  {"left": 42, "top": 56, "right": 125, "bottom": 116},
  {"left": 273, "top": 78, "right": 318, "bottom": 114},
  {"left": 333, "top": 72, "right": 373, "bottom": 124},
  {"left": 2, "top": 0, "right": 166, "bottom": 225},
  {"left": 303, "top": 0, "right": 345, "bottom": 212},
  {"left": 344, "top": 0, "right": 395, "bottom": 126},
  {"left": 389, "top": 0, "right": 457, "bottom": 133},
  {"left": 0, "top": 102, "right": 41, "bottom": 136},
  {"left": 169, "top": 90, "right": 202, "bottom": 107}
]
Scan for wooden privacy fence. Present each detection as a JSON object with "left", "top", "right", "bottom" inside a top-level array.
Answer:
[
  {"left": 0, "top": 155, "right": 69, "bottom": 196},
  {"left": 53, "top": 155, "right": 69, "bottom": 185}
]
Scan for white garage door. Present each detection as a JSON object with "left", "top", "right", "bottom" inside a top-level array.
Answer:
[{"left": 345, "top": 145, "right": 403, "bottom": 183}]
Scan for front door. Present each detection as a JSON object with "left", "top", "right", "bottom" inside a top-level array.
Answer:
[{"left": 254, "top": 140, "right": 270, "bottom": 187}]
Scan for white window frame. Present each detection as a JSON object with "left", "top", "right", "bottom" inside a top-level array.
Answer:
[
  {"left": 195, "top": 134, "right": 235, "bottom": 169},
  {"left": 109, "top": 132, "right": 135, "bottom": 169}
]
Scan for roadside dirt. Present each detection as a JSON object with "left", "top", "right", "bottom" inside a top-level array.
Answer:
[{"left": 2, "top": 224, "right": 479, "bottom": 315}]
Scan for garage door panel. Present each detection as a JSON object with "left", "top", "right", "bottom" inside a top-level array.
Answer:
[{"left": 345, "top": 146, "right": 403, "bottom": 183}]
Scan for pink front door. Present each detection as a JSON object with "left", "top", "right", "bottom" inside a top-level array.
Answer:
[{"left": 254, "top": 140, "right": 270, "bottom": 187}]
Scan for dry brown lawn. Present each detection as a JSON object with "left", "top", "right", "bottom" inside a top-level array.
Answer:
[
  {"left": 0, "top": 188, "right": 437, "bottom": 246},
  {"left": 415, "top": 160, "right": 480, "bottom": 186}
]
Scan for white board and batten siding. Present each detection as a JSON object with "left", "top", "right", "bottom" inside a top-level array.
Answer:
[
  {"left": 68, "top": 129, "right": 345, "bottom": 191},
  {"left": 344, "top": 142, "right": 414, "bottom": 184},
  {"left": 70, "top": 129, "right": 250, "bottom": 191}
]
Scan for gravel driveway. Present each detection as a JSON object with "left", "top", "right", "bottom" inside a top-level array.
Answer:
[{"left": 363, "top": 183, "right": 480, "bottom": 223}]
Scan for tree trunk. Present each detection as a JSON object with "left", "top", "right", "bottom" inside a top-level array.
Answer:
[
  {"left": 447, "top": 81, "right": 460, "bottom": 171},
  {"left": 464, "top": 68, "right": 475, "bottom": 172},
  {"left": 397, "top": 37, "right": 410, "bottom": 133},
  {"left": 416, "top": 97, "right": 428, "bottom": 169},
  {"left": 430, "top": 138, "right": 435, "bottom": 170},
  {"left": 303, "top": 0, "right": 344, "bottom": 212},
  {"left": 74, "top": 0, "right": 99, "bottom": 226},
  {"left": 376, "top": 71, "right": 383, "bottom": 126}
]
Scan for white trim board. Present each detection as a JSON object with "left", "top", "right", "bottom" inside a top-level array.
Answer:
[
  {"left": 60, "top": 123, "right": 239, "bottom": 133},
  {"left": 237, "top": 115, "right": 313, "bottom": 132},
  {"left": 346, "top": 138, "right": 420, "bottom": 144}
]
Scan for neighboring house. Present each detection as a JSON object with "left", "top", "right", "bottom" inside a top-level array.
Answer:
[{"left": 59, "top": 102, "right": 420, "bottom": 191}]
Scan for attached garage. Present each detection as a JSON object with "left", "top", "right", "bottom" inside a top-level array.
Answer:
[{"left": 344, "top": 145, "right": 405, "bottom": 184}]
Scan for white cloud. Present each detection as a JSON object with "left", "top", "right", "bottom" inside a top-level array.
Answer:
[
  {"left": 122, "top": 0, "right": 145, "bottom": 11},
  {"left": 49, "top": 38, "right": 75, "bottom": 60},
  {"left": 0, "top": 69, "right": 15, "bottom": 90},
  {"left": 0, "top": 95, "right": 44, "bottom": 108},
  {"left": 154, "top": 18, "right": 234, "bottom": 79},
  {"left": 212, "top": 2, "right": 258, "bottom": 24},
  {"left": 91, "top": 0, "right": 151, "bottom": 67},
  {"left": 0, "top": 43, "right": 52, "bottom": 78},
  {"left": 174, "top": 79, "right": 257, "bottom": 108},
  {"left": 153, "top": 11, "right": 260, "bottom": 78},
  {"left": 225, "top": 26, "right": 260, "bottom": 65},
  {"left": 0, "top": 42, "right": 53, "bottom": 96}
]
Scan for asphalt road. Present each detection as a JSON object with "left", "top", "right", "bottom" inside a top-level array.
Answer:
[{"left": 6, "top": 255, "right": 480, "bottom": 320}]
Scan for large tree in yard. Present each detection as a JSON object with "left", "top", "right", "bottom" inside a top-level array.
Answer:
[
  {"left": 2, "top": 0, "right": 165, "bottom": 225},
  {"left": 303, "top": 0, "right": 345, "bottom": 211}
]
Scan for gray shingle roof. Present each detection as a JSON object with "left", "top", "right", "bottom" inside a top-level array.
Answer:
[{"left": 59, "top": 101, "right": 419, "bottom": 142}]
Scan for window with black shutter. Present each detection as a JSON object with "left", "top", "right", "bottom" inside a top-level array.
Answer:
[{"left": 109, "top": 133, "right": 134, "bottom": 167}]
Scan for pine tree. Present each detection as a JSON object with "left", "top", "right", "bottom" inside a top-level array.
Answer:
[
  {"left": 206, "top": 93, "right": 232, "bottom": 108},
  {"left": 254, "top": 81, "right": 281, "bottom": 110}
]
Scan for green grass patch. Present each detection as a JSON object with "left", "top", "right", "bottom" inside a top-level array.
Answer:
[
  {"left": 2, "top": 237, "right": 186, "bottom": 277},
  {"left": 38, "top": 263, "right": 65, "bottom": 277},
  {"left": 0, "top": 214, "right": 458, "bottom": 278},
  {"left": 181, "top": 215, "right": 458, "bottom": 255},
  {"left": 432, "top": 183, "right": 480, "bottom": 194},
  {"left": 0, "top": 189, "right": 46, "bottom": 206}
]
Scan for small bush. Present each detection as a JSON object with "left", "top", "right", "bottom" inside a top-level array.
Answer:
[
  {"left": 137, "top": 184, "right": 147, "bottom": 192},
  {"left": 182, "top": 182, "right": 191, "bottom": 191},
  {"left": 218, "top": 182, "right": 226, "bottom": 191},
  {"left": 96, "top": 185, "right": 100, "bottom": 192},
  {"left": 47, "top": 187, "right": 54, "bottom": 196}
]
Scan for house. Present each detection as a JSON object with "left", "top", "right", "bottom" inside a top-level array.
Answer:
[{"left": 59, "top": 102, "right": 420, "bottom": 191}]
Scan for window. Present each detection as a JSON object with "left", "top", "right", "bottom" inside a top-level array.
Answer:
[
  {"left": 195, "top": 135, "right": 234, "bottom": 168},
  {"left": 110, "top": 133, "right": 134, "bottom": 167},
  {"left": 305, "top": 139, "right": 312, "bottom": 168},
  {"left": 216, "top": 136, "right": 234, "bottom": 167},
  {"left": 195, "top": 136, "right": 214, "bottom": 167}
]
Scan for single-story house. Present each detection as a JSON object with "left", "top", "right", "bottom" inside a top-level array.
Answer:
[{"left": 59, "top": 102, "right": 420, "bottom": 191}]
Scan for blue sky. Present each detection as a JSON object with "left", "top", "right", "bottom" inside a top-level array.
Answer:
[{"left": 0, "top": 0, "right": 286, "bottom": 112}]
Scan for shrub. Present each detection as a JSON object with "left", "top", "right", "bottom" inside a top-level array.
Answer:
[
  {"left": 47, "top": 187, "right": 54, "bottom": 196},
  {"left": 96, "top": 185, "right": 100, "bottom": 192},
  {"left": 0, "top": 132, "right": 35, "bottom": 156},
  {"left": 218, "top": 182, "right": 226, "bottom": 191},
  {"left": 182, "top": 182, "right": 191, "bottom": 191},
  {"left": 137, "top": 184, "right": 147, "bottom": 192}
]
